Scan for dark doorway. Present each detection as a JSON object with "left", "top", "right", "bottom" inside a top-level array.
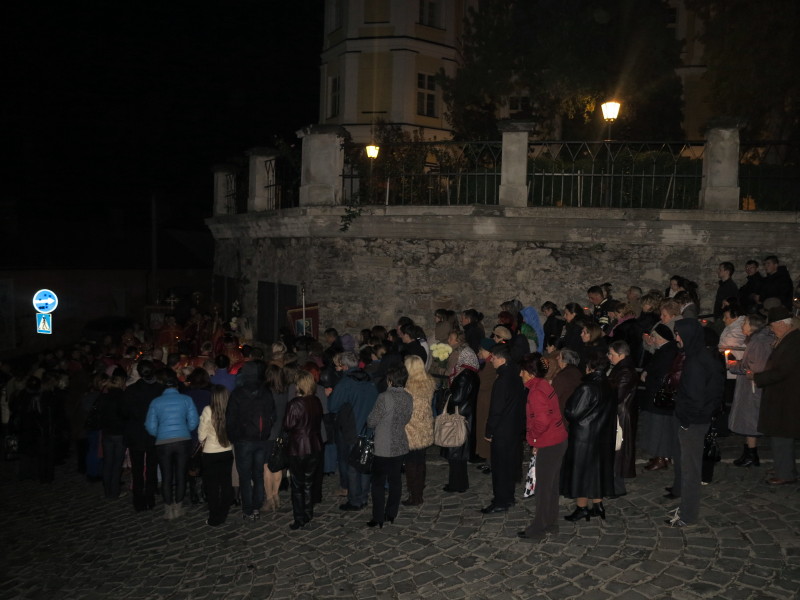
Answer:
[{"left": 257, "top": 281, "right": 297, "bottom": 344}]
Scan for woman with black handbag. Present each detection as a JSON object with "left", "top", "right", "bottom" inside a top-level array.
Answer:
[
  {"left": 365, "top": 365, "right": 413, "bottom": 528},
  {"left": 443, "top": 331, "right": 480, "bottom": 493},
  {"left": 639, "top": 324, "right": 679, "bottom": 473}
]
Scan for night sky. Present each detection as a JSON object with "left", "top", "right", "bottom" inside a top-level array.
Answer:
[{"left": 4, "top": 2, "right": 324, "bottom": 269}]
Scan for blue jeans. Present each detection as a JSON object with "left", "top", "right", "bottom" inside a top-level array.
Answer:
[
  {"left": 234, "top": 441, "right": 268, "bottom": 515},
  {"left": 346, "top": 445, "right": 371, "bottom": 507}
]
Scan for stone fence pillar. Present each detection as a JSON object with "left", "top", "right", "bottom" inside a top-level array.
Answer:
[
  {"left": 699, "top": 126, "right": 740, "bottom": 210},
  {"left": 212, "top": 164, "right": 237, "bottom": 216},
  {"left": 297, "top": 125, "right": 347, "bottom": 206},
  {"left": 247, "top": 147, "right": 278, "bottom": 211},
  {"left": 498, "top": 122, "right": 533, "bottom": 208}
]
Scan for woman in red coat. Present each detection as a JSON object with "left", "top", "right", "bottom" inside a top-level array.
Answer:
[
  {"left": 517, "top": 353, "right": 568, "bottom": 541},
  {"left": 282, "top": 370, "right": 323, "bottom": 530}
]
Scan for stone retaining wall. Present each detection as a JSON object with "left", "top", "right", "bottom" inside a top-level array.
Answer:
[{"left": 208, "top": 206, "right": 799, "bottom": 340}]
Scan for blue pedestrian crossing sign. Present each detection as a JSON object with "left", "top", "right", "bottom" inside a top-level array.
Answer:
[
  {"left": 37, "top": 313, "right": 52, "bottom": 335},
  {"left": 32, "top": 289, "right": 59, "bottom": 313}
]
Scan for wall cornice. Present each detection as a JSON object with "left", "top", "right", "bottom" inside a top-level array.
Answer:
[{"left": 206, "top": 206, "right": 799, "bottom": 250}]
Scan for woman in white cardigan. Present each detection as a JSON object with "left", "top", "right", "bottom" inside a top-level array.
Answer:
[{"left": 198, "top": 385, "right": 234, "bottom": 526}]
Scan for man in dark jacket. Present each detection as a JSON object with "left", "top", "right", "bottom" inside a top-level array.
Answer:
[
  {"left": 123, "top": 360, "right": 164, "bottom": 511},
  {"left": 226, "top": 361, "right": 275, "bottom": 521},
  {"left": 759, "top": 255, "right": 794, "bottom": 310},
  {"left": 481, "top": 344, "right": 526, "bottom": 513},
  {"left": 667, "top": 319, "right": 724, "bottom": 528},
  {"left": 753, "top": 307, "right": 800, "bottom": 485},
  {"left": 713, "top": 262, "right": 738, "bottom": 319},
  {"left": 738, "top": 260, "right": 763, "bottom": 314}
]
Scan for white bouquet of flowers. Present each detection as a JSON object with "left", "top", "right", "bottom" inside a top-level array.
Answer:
[{"left": 430, "top": 343, "right": 453, "bottom": 364}]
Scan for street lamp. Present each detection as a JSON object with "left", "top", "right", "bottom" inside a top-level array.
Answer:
[
  {"left": 365, "top": 144, "right": 380, "bottom": 203},
  {"left": 601, "top": 101, "right": 620, "bottom": 140}
]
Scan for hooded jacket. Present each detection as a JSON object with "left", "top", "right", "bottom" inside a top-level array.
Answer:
[
  {"left": 225, "top": 361, "right": 276, "bottom": 443},
  {"left": 673, "top": 319, "right": 724, "bottom": 427}
]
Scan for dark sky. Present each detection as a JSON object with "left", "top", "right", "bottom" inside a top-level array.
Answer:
[{"left": 4, "top": 2, "right": 324, "bottom": 268}]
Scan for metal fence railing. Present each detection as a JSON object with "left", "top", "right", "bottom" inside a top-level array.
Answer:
[
  {"left": 739, "top": 142, "right": 800, "bottom": 211},
  {"left": 527, "top": 141, "right": 705, "bottom": 209},
  {"left": 342, "top": 141, "right": 502, "bottom": 206}
]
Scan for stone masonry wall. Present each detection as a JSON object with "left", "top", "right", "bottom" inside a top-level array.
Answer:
[{"left": 209, "top": 206, "right": 799, "bottom": 342}]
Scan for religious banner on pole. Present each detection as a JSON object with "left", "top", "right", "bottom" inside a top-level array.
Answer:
[{"left": 286, "top": 304, "right": 319, "bottom": 339}]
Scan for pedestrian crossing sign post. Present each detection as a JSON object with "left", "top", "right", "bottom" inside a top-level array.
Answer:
[{"left": 36, "top": 313, "right": 52, "bottom": 335}]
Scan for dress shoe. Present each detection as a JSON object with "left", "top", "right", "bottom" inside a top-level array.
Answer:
[
  {"left": 442, "top": 485, "right": 465, "bottom": 493},
  {"left": 564, "top": 506, "right": 591, "bottom": 522},
  {"left": 289, "top": 521, "right": 304, "bottom": 530},
  {"left": 401, "top": 498, "right": 422, "bottom": 507},
  {"left": 645, "top": 457, "right": 668, "bottom": 471},
  {"left": 480, "top": 504, "right": 508, "bottom": 514},
  {"left": 663, "top": 492, "right": 680, "bottom": 499},
  {"left": 480, "top": 465, "right": 492, "bottom": 474},
  {"left": 516, "top": 530, "right": 546, "bottom": 541},
  {"left": 366, "top": 520, "right": 383, "bottom": 528},
  {"left": 339, "top": 502, "right": 363, "bottom": 511},
  {"left": 765, "top": 477, "right": 797, "bottom": 486},
  {"left": 589, "top": 502, "right": 606, "bottom": 520}
]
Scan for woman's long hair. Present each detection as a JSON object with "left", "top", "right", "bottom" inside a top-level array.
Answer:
[
  {"left": 403, "top": 355, "right": 436, "bottom": 400},
  {"left": 210, "top": 384, "right": 230, "bottom": 447}
]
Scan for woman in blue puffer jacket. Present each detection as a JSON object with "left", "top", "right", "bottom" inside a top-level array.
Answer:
[{"left": 145, "top": 374, "right": 199, "bottom": 520}]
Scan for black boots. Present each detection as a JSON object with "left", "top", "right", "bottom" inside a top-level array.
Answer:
[
  {"left": 564, "top": 506, "right": 591, "bottom": 522},
  {"left": 733, "top": 445, "right": 760, "bottom": 467},
  {"left": 589, "top": 502, "right": 606, "bottom": 520}
]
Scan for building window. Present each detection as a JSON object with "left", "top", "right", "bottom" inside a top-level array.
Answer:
[
  {"left": 417, "top": 73, "right": 437, "bottom": 117},
  {"left": 418, "top": 0, "right": 440, "bottom": 28},
  {"left": 331, "top": 0, "right": 343, "bottom": 31},
  {"left": 328, "top": 76, "right": 340, "bottom": 118}
]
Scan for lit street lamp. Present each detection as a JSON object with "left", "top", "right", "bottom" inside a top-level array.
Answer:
[
  {"left": 365, "top": 144, "right": 380, "bottom": 203},
  {"left": 601, "top": 100, "right": 620, "bottom": 140}
]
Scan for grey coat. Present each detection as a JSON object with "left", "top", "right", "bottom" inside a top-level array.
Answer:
[
  {"left": 728, "top": 327, "right": 774, "bottom": 436},
  {"left": 367, "top": 387, "right": 413, "bottom": 457}
]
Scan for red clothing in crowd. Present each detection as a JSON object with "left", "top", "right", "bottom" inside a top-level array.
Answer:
[{"left": 524, "top": 377, "right": 567, "bottom": 448}]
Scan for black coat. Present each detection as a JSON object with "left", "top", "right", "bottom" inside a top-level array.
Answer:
[
  {"left": 673, "top": 319, "right": 724, "bottom": 427},
  {"left": 559, "top": 321, "right": 584, "bottom": 353},
  {"left": 759, "top": 266, "right": 794, "bottom": 309},
  {"left": 446, "top": 368, "right": 480, "bottom": 461},
  {"left": 640, "top": 341, "right": 678, "bottom": 414},
  {"left": 543, "top": 314, "right": 565, "bottom": 344},
  {"left": 560, "top": 370, "right": 616, "bottom": 499},
  {"left": 485, "top": 363, "right": 526, "bottom": 445},
  {"left": 608, "top": 357, "right": 638, "bottom": 479},
  {"left": 713, "top": 278, "right": 739, "bottom": 318},
  {"left": 738, "top": 273, "right": 763, "bottom": 313},
  {"left": 123, "top": 379, "right": 165, "bottom": 449}
]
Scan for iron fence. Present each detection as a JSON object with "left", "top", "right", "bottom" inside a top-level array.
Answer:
[
  {"left": 739, "top": 142, "right": 800, "bottom": 211},
  {"left": 224, "top": 166, "right": 249, "bottom": 215},
  {"left": 527, "top": 141, "right": 705, "bottom": 209},
  {"left": 262, "top": 156, "right": 299, "bottom": 210},
  {"left": 342, "top": 141, "right": 502, "bottom": 206}
]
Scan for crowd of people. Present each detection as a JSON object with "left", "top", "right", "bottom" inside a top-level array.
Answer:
[{"left": 2, "top": 254, "right": 798, "bottom": 537}]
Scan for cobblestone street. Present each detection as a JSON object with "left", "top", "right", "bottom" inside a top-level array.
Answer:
[{"left": 2, "top": 437, "right": 799, "bottom": 600}]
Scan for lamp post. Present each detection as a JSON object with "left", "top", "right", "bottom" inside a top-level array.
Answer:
[
  {"left": 365, "top": 144, "right": 379, "bottom": 203},
  {"left": 601, "top": 101, "right": 620, "bottom": 206},
  {"left": 601, "top": 100, "right": 620, "bottom": 140}
]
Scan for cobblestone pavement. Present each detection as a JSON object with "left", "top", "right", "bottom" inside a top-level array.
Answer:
[{"left": 1, "top": 436, "right": 799, "bottom": 600}]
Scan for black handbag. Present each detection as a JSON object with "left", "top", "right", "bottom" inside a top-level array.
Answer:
[
  {"left": 267, "top": 433, "right": 289, "bottom": 473},
  {"left": 347, "top": 427, "right": 374, "bottom": 474},
  {"left": 652, "top": 377, "right": 675, "bottom": 410}
]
